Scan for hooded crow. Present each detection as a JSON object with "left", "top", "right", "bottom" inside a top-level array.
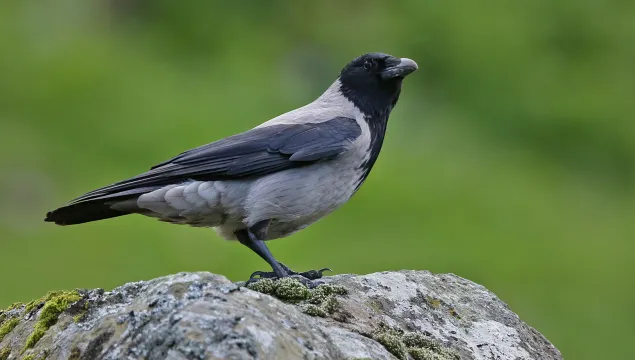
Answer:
[{"left": 45, "top": 52, "right": 418, "bottom": 285}]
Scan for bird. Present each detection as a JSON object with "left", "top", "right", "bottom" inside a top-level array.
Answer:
[{"left": 45, "top": 52, "right": 418, "bottom": 286}]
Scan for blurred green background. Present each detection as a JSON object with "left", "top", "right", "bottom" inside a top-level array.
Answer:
[{"left": 1, "top": 1, "right": 633, "bottom": 359}]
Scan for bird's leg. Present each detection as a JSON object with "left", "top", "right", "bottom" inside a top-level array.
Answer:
[
  {"left": 235, "top": 227, "right": 288, "bottom": 279},
  {"left": 235, "top": 220, "right": 328, "bottom": 287}
]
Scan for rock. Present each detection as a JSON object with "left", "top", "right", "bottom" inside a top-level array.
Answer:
[{"left": 0, "top": 271, "right": 561, "bottom": 360}]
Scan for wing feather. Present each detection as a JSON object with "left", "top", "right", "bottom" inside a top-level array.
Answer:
[{"left": 69, "top": 116, "right": 361, "bottom": 204}]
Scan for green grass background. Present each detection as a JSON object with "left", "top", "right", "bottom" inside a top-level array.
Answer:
[{"left": 1, "top": 1, "right": 633, "bottom": 359}]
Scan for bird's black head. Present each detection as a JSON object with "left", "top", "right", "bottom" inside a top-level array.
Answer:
[{"left": 338, "top": 52, "right": 418, "bottom": 117}]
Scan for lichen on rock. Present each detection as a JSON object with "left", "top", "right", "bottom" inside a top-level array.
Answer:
[
  {"left": 72, "top": 301, "right": 90, "bottom": 323},
  {"left": 22, "top": 290, "right": 82, "bottom": 352},
  {"left": 272, "top": 277, "right": 311, "bottom": 302},
  {"left": 402, "top": 331, "right": 460, "bottom": 360},
  {"left": 0, "top": 346, "right": 10, "bottom": 360},
  {"left": 246, "top": 277, "right": 348, "bottom": 317},
  {"left": 0, "top": 318, "right": 19, "bottom": 343},
  {"left": 6, "top": 303, "right": 23, "bottom": 312},
  {"left": 67, "top": 346, "right": 81, "bottom": 360},
  {"left": 244, "top": 278, "right": 277, "bottom": 294},
  {"left": 372, "top": 324, "right": 459, "bottom": 360},
  {"left": 0, "top": 271, "right": 561, "bottom": 360},
  {"left": 372, "top": 325, "right": 408, "bottom": 359}
]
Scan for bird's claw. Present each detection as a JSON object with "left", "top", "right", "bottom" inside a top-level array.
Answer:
[
  {"left": 246, "top": 265, "right": 331, "bottom": 287},
  {"left": 289, "top": 275, "right": 323, "bottom": 289},
  {"left": 296, "top": 268, "right": 332, "bottom": 280},
  {"left": 247, "top": 270, "right": 279, "bottom": 282},
  {"left": 279, "top": 263, "right": 331, "bottom": 280}
]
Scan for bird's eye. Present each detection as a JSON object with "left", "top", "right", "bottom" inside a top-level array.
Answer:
[{"left": 363, "top": 59, "right": 374, "bottom": 70}]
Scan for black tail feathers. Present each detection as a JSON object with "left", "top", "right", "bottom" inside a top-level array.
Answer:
[
  {"left": 45, "top": 200, "right": 131, "bottom": 226},
  {"left": 45, "top": 185, "right": 163, "bottom": 226}
]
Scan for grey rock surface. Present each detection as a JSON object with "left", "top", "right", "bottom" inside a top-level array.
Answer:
[{"left": 0, "top": 271, "right": 561, "bottom": 360}]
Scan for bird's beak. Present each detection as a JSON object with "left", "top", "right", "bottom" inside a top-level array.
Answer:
[{"left": 380, "top": 58, "right": 419, "bottom": 79}]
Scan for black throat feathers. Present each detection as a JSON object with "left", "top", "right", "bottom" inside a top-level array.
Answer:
[{"left": 338, "top": 78, "right": 403, "bottom": 190}]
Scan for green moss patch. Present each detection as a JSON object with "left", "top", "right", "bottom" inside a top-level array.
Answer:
[
  {"left": 0, "top": 347, "right": 11, "bottom": 360},
  {"left": 7, "top": 303, "right": 23, "bottom": 312},
  {"left": 0, "top": 318, "right": 20, "bottom": 342},
  {"left": 373, "top": 326, "right": 408, "bottom": 359},
  {"left": 366, "top": 299, "right": 384, "bottom": 313},
  {"left": 247, "top": 278, "right": 347, "bottom": 317},
  {"left": 23, "top": 300, "right": 41, "bottom": 315},
  {"left": 372, "top": 324, "right": 459, "bottom": 360},
  {"left": 72, "top": 301, "right": 90, "bottom": 323},
  {"left": 425, "top": 296, "right": 441, "bottom": 309},
  {"left": 0, "top": 302, "right": 23, "bottom": 330},
  {"left": 22, "top": 291, "right": 82, "bottom": 353},
  {"left": 68, "top": 346, "right": 81, "bottom": 360},
  {"left": 424, "top": 296, "right": 461, "bottom": 320},
  {"left": 21, "top": 354, "right": 35, "bottom": 360}
]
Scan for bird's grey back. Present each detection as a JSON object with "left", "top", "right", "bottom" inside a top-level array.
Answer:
[
  {"left": 131, "top": 79, "right": 372, "bottom": 240},
  {"left": 259, "top": 80, "right": 362, "bottom": 127}
]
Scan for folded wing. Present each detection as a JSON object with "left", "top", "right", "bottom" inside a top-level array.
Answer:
[{"left": 70, "top": 116, "right": 361, "bottom": 205}]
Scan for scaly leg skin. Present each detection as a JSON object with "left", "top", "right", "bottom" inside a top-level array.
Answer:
[
  {"left": 280, "top": 263, "right": 331, "bottom": 280},
  {"left": 249, "top": 263, "right": 331, "bottom": 281},
  {"left": 235, "top": 220, "right": 330, "bottom": 288}
]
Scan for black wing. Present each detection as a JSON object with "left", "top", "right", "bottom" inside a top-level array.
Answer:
[{"left": 71, "top": 116, "right": 361, "bottom": 204}]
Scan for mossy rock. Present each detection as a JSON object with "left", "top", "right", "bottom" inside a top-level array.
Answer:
[
  {"left": 0, "top": 347, "right": 11, "bottom": 360},
  {"left": 372, "top": 324, "right": 459, "bottom": 360},
  {"left": 0, "top": 271, "right": 562, "bottom": 359},
  {"left": 246, "top": 278, "right": 347, "bottom": 317},
  {"left": 1, "top": 290, "right": 82, "bottom": 354},
  {"left": 0, "top": 318, "right": 19, "bottom": 343}
]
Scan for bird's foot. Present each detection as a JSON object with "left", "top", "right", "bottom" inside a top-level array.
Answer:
[
  {"left": 279, "top": 263, "right": 331, "bottom": 280},
  {"left": 288, "top": 275, "right": 323, "bottom": 289},
  {"left": 247, "top": 270, "right": 280, "bottom": 281},
  {"left": 246, "top": 263, "right": 331, "bottom": 289},
  {"left": 246, "top": 272, "right": 324, "bottom": 289}
]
